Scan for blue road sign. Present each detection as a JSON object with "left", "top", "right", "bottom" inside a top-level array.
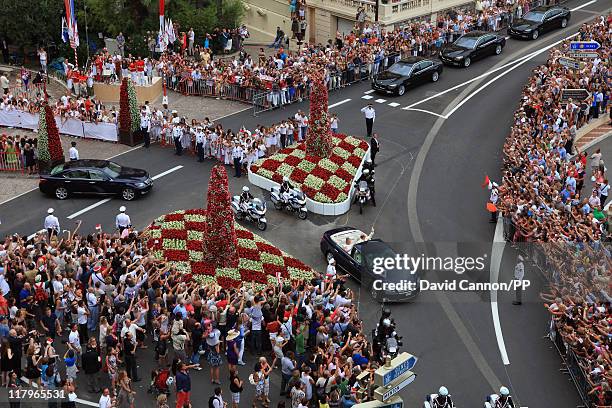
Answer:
[
  {"left": 570, "top": 41, "right": 601, "bottom": 51},
  {"left": 377, "top": 354, "right": 418, "bottom": 387}
]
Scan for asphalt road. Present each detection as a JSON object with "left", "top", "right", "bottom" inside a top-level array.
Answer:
[{"left": 1, "top": 1, "right": 610, "bottom": 406}]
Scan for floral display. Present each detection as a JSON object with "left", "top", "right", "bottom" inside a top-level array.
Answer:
[
  {"left": 305, "top": 71, "right": 333, "bottom": 157},
  {"left": 144, "top": 209, "right": 316, "bottom": 287},
  {"left": 250, "top": 134, "right": 369, "bottom": 203},
  {"left": 37, "top": 104, "right": 64, "bottom": 169},
  {"left": 202, "top": 164, "right": 238, "bottom": 267},
  {"left": 119, "top": 78, "right": 140, "bottom": 133}
]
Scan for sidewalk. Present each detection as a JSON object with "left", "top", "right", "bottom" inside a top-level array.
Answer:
[{"left": 575, "top": 114, "right": 612, "bottom": 152}]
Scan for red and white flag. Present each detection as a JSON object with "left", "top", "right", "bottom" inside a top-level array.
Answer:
[{"left": 95, "top": 224, "right": 102, "bottom": 230}]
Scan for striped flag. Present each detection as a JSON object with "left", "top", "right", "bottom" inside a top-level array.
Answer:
[
  {"left": 61, "top": 17, "right": 69, "bottom": 43},
  {"left": 64, "top": 0, "right": 79, "bottom": 49},
  {"left": 158, "top": 0, "right": 167, "bottom": 52}
]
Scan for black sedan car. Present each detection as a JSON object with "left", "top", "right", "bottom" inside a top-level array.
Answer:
[
  {"left": 39, "top": 159, "right": 153, "bottom": 201},
  {"left": 439, "top": 31, "right": 505, "bottom": 67},
  {"left": 508, "top": 5, "right": 570, "bottom": 40},
  {"left": 320, "top": 227, "right": 419, "bottom": 302},
  {"left": 371, "top": 56, "right": 443, "bottom": 96}
]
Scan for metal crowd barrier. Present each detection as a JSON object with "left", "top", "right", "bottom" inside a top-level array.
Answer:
[{"left": 0, "top": 151, "right": 25, "bottom": 173}]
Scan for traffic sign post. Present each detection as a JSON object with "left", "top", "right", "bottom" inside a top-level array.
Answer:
[
  {"left": 374, "top": 353, "right": 418, "bottom": 387},
  {"left": 374, "top": 372, "right": 416, "bottom": 402},
  {"left": 561, "top": 88, "right": 591, "bottom": 103},
  {"left": 352, "top": 397, "right": 404, "bottom": 408},
  {"left": 559, "top": 57, "right": 584, "bottom": 70},
  {"left": 570, "top": 41, "right": 601, "bottom": 51}
]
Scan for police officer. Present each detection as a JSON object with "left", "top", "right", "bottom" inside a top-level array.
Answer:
[
  {"left": 44, "top": 208, "right": 60, "bottom": 237},
  {"left": 239, "top": 186, "right": 254, "bottom": 211},
  {"left": 115, "top": 206, "right": 131, "bottom": 234},
  {"left": 232, "top": 142, "right": 244, "bottom": 178},
  {"left": 355, "top": 169, "right": 376, "bottom": 206},
  {"left": 432, "top": 386, "right": 454, "bottom": 408},
  {"left": 280, "top": 176, "right": 294, "bottom": 203},
  {"left": 370, "top": 133, "right": 380, "bottom": 166},
  {"left": 195, "top": 126, "right": 205, "bottom": 162},
  {"left": 494, "top": 387, "right": 515, "bottom": 408},
  {"left": 140, "top": 108, "right": 151, "bottom": 148},
  {"left": 172, "top": 120, "right": 183, "bottom": 156},
  {"left": 360, "top": 103, "right": 376, "bottom": 137}
]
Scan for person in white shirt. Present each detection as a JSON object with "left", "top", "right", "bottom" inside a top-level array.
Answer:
[
  {"left": 69, "top": 141, "right": 79, "bottom": 161},
  {"left": 326, "top": 258, "right": 337, "bottom": 279},
  {"left": 513, "top": 255, "right": 525, "bottom": 305},
  {"left": 44, "top": 208, "right": 60, "bottom": 237},
  {"left": 141, "top": 109, "right": 151, "bottom": 148},
  {"left": 361, "top": 104, "right": 376, "bottom": 137},
  {"left": 598, "top": 179, "right": 609, "bottom": 206},
  {"left": 232, "top": 143, "right": 244, "bottom": 178},
  {"left": 98, "top": 388, "right": 112, "bottom": 408},
  {"left": 115, "top": 206, "right": 131, "bottom": 233},
  {"left": 68, "top": 323, "right": 82, "bottom": 362}
]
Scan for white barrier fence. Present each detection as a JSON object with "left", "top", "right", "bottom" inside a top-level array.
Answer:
[{"left": 0, "top": 109, "right": 118, "bottom": 142}]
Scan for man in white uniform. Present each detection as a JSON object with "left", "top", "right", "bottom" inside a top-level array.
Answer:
[
  {"left": 115, "top": 206, "right": 131, "bottom": 234},
  {"left": 44, "top": 208, "right": 60, "bottom": 237}
]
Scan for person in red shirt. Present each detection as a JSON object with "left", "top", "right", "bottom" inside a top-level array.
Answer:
[{"left": 136, "top": 58, "right": 145, "bottom": 86}]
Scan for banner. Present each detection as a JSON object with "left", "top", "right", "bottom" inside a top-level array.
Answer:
[{"left": 0, "top": 109, "right": 117, "bottom": 142}]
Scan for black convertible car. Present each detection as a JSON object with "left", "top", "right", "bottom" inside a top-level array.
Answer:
[
  {"left": 439, "top": 31, "right": 506, "bottom": 67},
  {"left": 320, "top": 227, "right": 419, "bottom": 302},
  {"left": 371, "top": 56, "right": 443, "bottom": 96},
  {"left": 39, "top": 159, "right": 153, "bottom": 201},
  {"left": 508, "top": 5, "right": 570, "bottom": 40}
]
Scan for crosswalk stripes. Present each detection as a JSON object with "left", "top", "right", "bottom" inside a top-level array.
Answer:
[
  {"left": 388, "top": 102, "right": 400, "bottom": 107},
  {"left": 361, "top": 95, "right": 374, "bottom": 100},
  {"left": 374, "top": 99, "right": 387, "bottom": 103}
]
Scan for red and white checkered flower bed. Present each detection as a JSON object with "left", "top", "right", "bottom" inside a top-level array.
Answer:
[
  {"left": 144, "top": 209, "right": 315, "bottom": 287},
  {"left": 249, "top": 134, "right": 369, "bottom": 204}
]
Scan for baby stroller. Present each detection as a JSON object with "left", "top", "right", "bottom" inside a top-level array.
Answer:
[{"left": 148, "top": 367, "right": 172, "bottom": 396}]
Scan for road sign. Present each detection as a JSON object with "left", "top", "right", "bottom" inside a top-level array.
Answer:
[
  {"left": 570, "top": 41, "right": 600, "bottom": 51},
  {"left": 559, "top": 57, "right": 584, "bottom": 70},
  {"left": 374, "top": 353, "right": 418, "bottom": 387},
  {"left": 561, "top": 88, "right": 590, "bottom": 103},
  {"left": 374, "top": 372, "right": 416, "bottom": 402},
  {"left": 353, "top": 397, "right": 403, "bottom": 408},
  {"left": 569, "top": 51, "right": 599, "bottom": 58}
]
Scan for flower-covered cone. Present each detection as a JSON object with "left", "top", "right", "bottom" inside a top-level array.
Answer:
[
  {"left": 202, "top": 165, "right": 238, "bottom": 267},
  {"left": 38, "top": 104, "right": 64, "bottom": 170},
  {"left": 305, "top": 71, "right": 333, "bottom": 158},
  {"left": 119, "top": 78, "right": 131, "bottom": 133}
]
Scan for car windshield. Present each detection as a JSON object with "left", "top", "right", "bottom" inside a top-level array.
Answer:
[
  {"left": 388, "top": 63, "right": 413, "bottom": 76},
  {"left": 102, "top": 162, "right": 121, "bottom": 178},
  {"left": 50, "top": 164, "right": 64, "bottom": 176},
  {"left": 454, "top": 36, "right": 479, "bottom": 48},
  {"left": 522, "top": 11, "right": 545, "bottom": 22},
  {"left": 362, "top": 242, "right": 397, "bottom": 272}
]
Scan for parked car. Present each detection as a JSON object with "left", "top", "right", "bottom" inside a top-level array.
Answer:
[
  {"left": 39, "top": 159, "right": 153, "bottom": 201},
  {"left": 320, "top": 227, "right": 419, "bottom": 302},
  {"left": 371, "top": 56, "right": 443, "bottom": 96},
  {"left": 439, "top": 31, "right": 506, "bottom": 67},
  {"left": 508, "top": 5, "right": 571, "bottom": 40}
]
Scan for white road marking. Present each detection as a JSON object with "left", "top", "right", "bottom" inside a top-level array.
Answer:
[
  {"left": 375, "top": 98, "right": 387, "bottom": 103},
  {"left": 571, "top": 0, "right": 596, "bottom": 11},
  {"left": 490, "top": 217, "right": 510, "bottom": 365},
  {"left": 329, "top": 98, "right": 351, "bottom": 108},
  {"left": 67, "top": 165, "right": 184, "bottom": 220},
  {"left": 67, "top": 198, "right": 112, "bottom": 220},
  {"left": 151, "top": 164, "right": 184, "bottom": 180},
  {"left": 362, "top": 95, "right": 374, "bottom": 100},
  {"left": 402, "top": 108, "right": 448, "bottom": 119},
  {"left": 388, "top": 102, "right": 401, "bottom": 107},
  {"left": 364, "top": 90, "right": 375, "bottom": 94}
]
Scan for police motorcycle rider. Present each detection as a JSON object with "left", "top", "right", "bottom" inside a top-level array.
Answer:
[
  {"left": 493, "top": 387, "right": 514, "bottom": 408},
  {"left": 429, "top": 386, "right": 454, "bottom": 408},
  {"left": 354, "top": 168, "right": 376, "bottom": 206},
  {"left": 239, "top": 186, "right": 254, "bottom": 212},
  {"left": 364, "top": 158, "right": 375, "bottom": 175},
  {"left": 279, "top": 176, "right": 294, "bottom": 204}
]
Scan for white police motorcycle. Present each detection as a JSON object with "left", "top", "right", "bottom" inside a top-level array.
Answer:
[
  {"left": 424, "top": 386, "right": 455, "bottom": 408},
  {"left": 270, "top": 186, "right": 308, "bottom": 220},
  {"left": 484, "top": 387, "right": 514, "bottom": 408},
  {"left": 356, "top": 180, "right": 371, "bottom": 214},
  {"left": 231, "top": 195, "right": 268, "bottom": 231}
]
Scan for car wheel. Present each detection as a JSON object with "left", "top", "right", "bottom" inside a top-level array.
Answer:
[
  {"left": 397, "top": 85, "right": 405, "bottom": 96},
  {"left": 531, "top": 30, "right": 539, "bottom": 40},
  {"left": 561, "top": 18, "right": 568, "bottom": 28},
  {"left": 431, "top": 71, "right": 439, "bottom": 82},
  {"left": 122, "top": 187, "right": 136, "bottom": 201},
  {"left": 463, "top": 57, "right": 471, "bottom": 68},
  {"left": 495, "top": 45, "right": 503, "bottom": 55},
  {"left": 257, "top": 220, "right": 267, "bottom": 231},
  {"left": 55, "top": 187, "right": 68, "bottom": 200}
]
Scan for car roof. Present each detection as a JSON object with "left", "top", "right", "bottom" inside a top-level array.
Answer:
[
  {"left": 330, "top": 229, "right": 365, "bottom": 247},
  {"left": 398, "top": 56, "right": 428, "bottom": 64},
  {"left": 63, "top": 159, "right": 110, "bottom": 169},
  {"left": 532, "top": 5, "right": 562, "bottom": 11},
  {"left": 461, "top": 31, "right": 489, "bottom": 38}
]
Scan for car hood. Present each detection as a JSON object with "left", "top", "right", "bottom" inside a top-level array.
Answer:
[
  {"left": 374, "top": 71, "right": 403, "bottom": 85},
  {"left": 441, "top": 44, "right": 470, "bottom": 57},
  {"left": 118, "top": 167, "right": 149, "bottom": 180},
  {"left": 511, "top": 19, "right": 539, "bottom": 30}
]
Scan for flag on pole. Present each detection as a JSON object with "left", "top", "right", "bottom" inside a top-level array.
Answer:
[
  {"left": 158, "top": 0, "right": 167, "bottom": 52},
  {"left": 64, "top": 0, "right": 79, "bottom": 49},
  {"left": 61, "top": 17, "right": 69, "bottom": 43},
  {"left": 167, "top": 19, "right": 176, "bottom": 44}
]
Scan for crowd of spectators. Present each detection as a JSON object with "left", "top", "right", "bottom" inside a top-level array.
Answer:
[
  {"left": 494, "top": 12, "right": 612, "bottom": 406},
  {"left": 0, "top": 218, "right": 376, "bottom": 408}
]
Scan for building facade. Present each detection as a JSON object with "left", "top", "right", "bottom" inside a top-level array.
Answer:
[{"left": 242, "top": 0, "right": 475, "bottom": 46}]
